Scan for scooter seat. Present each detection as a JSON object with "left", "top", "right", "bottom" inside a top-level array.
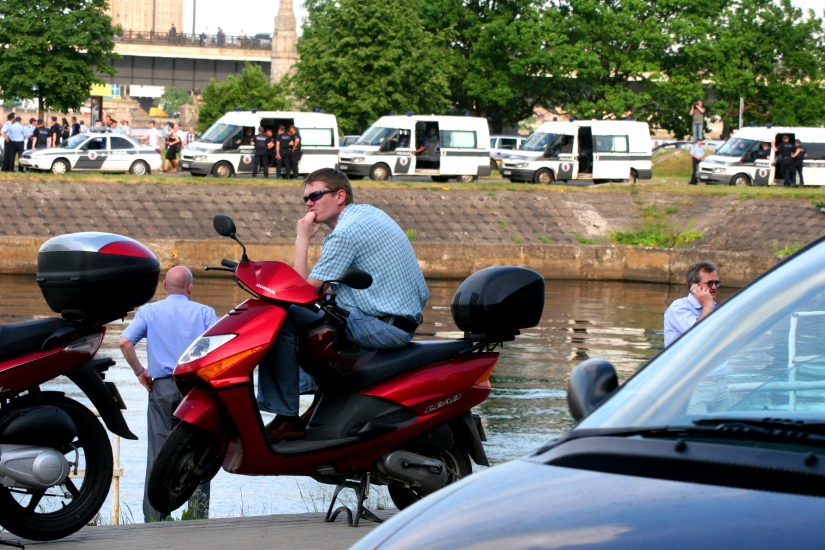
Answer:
[
  {"left": 347, "top": 340, "right": 473, "bottom": 391},
  {"left": 0, "top": 318, "right": 69, "bottom": 362}
]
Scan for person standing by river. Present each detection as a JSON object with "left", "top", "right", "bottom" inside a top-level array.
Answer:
[{"left": 119, "top": 266, "right": 217, "bottom": 522}]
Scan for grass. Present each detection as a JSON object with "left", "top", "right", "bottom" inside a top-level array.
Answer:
[
  {"left": 498, "top": 219, "right": 507, "bottom": 229},
  {"left": 813, "top": 199, "right": 825, "bottom": 210},
  {"left": 640, "top": 204, "right": 678, "bottom": 218},
  {"left": 511, "top": 235, "right": 523, "bottom": 244},
  {"left": 772, "top": 241, "right": 805, "bottom": 256},
  {"left": 651, "top": 149, "right": 693, "bottom": 180},
  {"left": 573, "top": 233, "right": 596, "bottom": 245},
  {"left": 539, "top": 236, "right": 552, "bottom": 244},
  {"left": 610, "top": 220, "right": 703, "bottom": 248},
  {"left": 405, "top": 228, "right": 417, "bottom": 243}
]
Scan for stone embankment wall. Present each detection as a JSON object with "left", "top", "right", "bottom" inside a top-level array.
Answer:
[{"left": 1, "top": 181, "right": 819, "bottom": 286}]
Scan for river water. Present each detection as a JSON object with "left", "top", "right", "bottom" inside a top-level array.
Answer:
[{"left": 0, "top": 274, "right": 733, "bottom": 522}]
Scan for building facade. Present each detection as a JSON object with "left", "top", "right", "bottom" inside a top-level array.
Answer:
[{"left": 107, "top": 0, "right": 183, "bottom": 35}]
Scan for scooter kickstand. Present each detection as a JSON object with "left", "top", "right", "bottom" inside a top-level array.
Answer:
[{"left": 323, "top": 474, "right": 384, "bottom": 528}]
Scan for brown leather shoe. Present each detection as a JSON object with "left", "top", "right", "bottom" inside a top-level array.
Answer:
[{"left": 265, "top": 415, "right": 306, "bottom": 444}]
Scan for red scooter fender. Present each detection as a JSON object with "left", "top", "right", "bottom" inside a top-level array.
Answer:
[{"left": 174, "top": 385, "right": 229, "bottom": 434}]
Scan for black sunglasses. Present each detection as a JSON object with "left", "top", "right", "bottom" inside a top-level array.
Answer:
[
  {"left": 302, "top": 189, "right": 336, "bottom": 203},
  {"left": 702, "top": 280, "right": 722, "bottom": 288}
]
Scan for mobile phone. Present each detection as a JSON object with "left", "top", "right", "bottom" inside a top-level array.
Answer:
[{"left": 690, "top": 284, "right": 699, "bottom": 294}]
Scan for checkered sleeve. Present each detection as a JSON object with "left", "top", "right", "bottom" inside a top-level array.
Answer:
[{"left": 309, "top": 231, "right": 357, "bottom": 282}]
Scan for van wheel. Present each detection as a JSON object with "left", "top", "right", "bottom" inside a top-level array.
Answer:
[
  {"left": 533, "top": 169, "right": 553, "bottom": 184},
  {"left": 213, "top": 162, "right": 234, "bottom": 178},
  {"left": 129, "top": 160, "right": 150, "bottom": 175},
  {"left": 731, "top": 174, "right": 751, "bottom": 186},
  {"left": 457, "top": 175, "right": 477, "bottom": 183},
  {"left": 51, "top": 159, "right": 70, "bottom": 175},
  {"left": 369, "top": 163, "right": 390, "bottom": 181}
]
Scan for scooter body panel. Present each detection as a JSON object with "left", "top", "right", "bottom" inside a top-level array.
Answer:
[{"left": 235, "top": 260, "right": 319, "bottom": 307}]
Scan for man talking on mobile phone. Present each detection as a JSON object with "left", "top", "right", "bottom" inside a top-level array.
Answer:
[{"left": 664, "top": 261, "right": 729, "bottom": 413}]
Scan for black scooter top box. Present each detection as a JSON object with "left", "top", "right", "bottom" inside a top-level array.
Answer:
[
  {"left": 37, "top": 232, "right": 160, "bottom": 324},
  {"left": 451, "top": 266, "right": 544, "bottom": 339}
]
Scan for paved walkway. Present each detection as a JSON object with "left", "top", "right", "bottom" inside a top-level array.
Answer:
[{"left": 2, "top": 511, "right": 396, "bottom": 550}]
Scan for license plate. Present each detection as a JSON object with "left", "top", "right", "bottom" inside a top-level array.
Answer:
[
  {"left": 699, "top": 175, "right": 708, "bottom": 180},
  {"left": 502, "top": 170, "right": 511, "bottom": 175},
  {"left": 181, "top": 162, "right": 190, "bottom": 169},
  {"left": 339, "top": 165, "right": 348, "bottom": 170}
]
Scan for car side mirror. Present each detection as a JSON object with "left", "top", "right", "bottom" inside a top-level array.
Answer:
[
  {"left": 213, "top": 214, "right": 237, "bottom": 237},
  {"left": 568, "top": 358, "right": 618, "bottom": 422}
]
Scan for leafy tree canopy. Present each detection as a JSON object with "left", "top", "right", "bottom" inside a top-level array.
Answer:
[
  {"left": 157, "top": 87, "right": 192, "bottom": 116},
  {"left": 197, "top": 63, "right": 292, "bottom": 133},
  {"left": 293, "top": 0, "right": 451, "bottom": 134},
  {"left": 0, "top": 0, "right": 119, "bottom": 115}
]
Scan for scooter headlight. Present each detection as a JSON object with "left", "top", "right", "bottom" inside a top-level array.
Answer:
[{"left": 178, "top": 334, "right": 236, "bottom": 365}]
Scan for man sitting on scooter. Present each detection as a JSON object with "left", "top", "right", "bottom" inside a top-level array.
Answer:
[{"left": 259, "top": 168, "right": 429, "bottom": 443}]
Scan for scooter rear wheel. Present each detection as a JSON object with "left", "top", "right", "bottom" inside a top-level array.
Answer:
[
  {"left": 147, "top": 422, "right": 220, "bottom": 514},
  {"left": 0, "top": 397, "right": 113, "bottom": 541},
  {"left": 388, "top": 445, "right": 472, "bottom": 510}
]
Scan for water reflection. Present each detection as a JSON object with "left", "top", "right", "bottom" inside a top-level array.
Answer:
[{"left": 0, "top": 274, "right": 733, "bottom": 520}]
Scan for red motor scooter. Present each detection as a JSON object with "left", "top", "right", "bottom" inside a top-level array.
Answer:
[
  {"left": 0, "top": 232, "right": 159, "bottom": 541},
  {"left": 148, "top": 215, "right": 544, "bottom": 525}
]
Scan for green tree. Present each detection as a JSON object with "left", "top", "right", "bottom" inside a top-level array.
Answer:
[
  {"left": 294, "top": 0, "right": 452, "bottom": 134},
  {"left": 196, "top": 63, "right": 292, "bottom": 133},
  {"left": 419, "top": 0, "right": 556, "bottom": 133},
  {"left": 158, "top": 87, "right": 192, "bottom": 116},
  {"left": 0, "top": 0, "right": 119, "bottom": 118},
  {"left": 708, "top": 0, "right": 825, "bottom": 134}
]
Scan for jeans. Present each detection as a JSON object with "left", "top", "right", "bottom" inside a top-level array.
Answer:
[
  {"left": 257, "top": 304, "right": 414, "bottom": 416},
  {"left": 692, "top": 123, "right": 703, "bottom": 141}
]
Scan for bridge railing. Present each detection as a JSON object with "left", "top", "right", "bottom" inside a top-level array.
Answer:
[{"left": 115, "top": 30, "right": 272, "bottom": 51}]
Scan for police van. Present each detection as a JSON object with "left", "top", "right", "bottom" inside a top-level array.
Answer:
[
  {"left": 697, "top": 126, "right": 825, "bottom": 186},
  {"left": 336, "top": 115, "right": 492, "bottom": 182},
  {"left": 499, "top": 120, "right": 653, "bottom": 184},
  {"left": 180, "top": 111, "right": 339, "bottom": 177}
]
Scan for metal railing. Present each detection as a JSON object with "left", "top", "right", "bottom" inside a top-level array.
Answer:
[{"left": 115, "top": 30, "right": 272, "bottom": 51}]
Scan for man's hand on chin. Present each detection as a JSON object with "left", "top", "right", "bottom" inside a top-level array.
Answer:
[{"left": 297, "top": 211, "right": 321, "bottom": 243}]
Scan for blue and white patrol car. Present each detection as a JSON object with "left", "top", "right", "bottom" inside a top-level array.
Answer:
[{"left": 20, "top": 130, "right": 162, "bottom": 175}]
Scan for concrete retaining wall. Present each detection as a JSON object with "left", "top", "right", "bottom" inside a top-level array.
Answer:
[{"left": 0, "top": 237, "right": 778, "bottom": 288}]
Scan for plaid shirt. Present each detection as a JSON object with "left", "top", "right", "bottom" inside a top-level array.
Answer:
[{"left": 310, "top": 204, "right": 428, "bottom": 322}]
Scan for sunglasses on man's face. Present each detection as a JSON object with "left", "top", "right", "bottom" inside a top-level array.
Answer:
[
  {"left": 302, "top": 189, "right": 336, "bottom": 204},
  {"left": 701, "top": 280, "right": 722, "bottom": 288}
]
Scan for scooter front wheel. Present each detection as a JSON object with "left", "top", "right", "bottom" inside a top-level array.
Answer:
[
  {"left": 388, "top": 445, "right": 472, "bottom": 510},
  {"left": 0, "top": 397, "right": 113, "bottom": 541},
  {"left": 147, "top": 422, "right": 221, "bottom": 514}
]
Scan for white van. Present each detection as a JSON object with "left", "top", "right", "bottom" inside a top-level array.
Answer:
[
  {"left": 697, "top": 126, "right": 825, "bottom": 186},
  {"left": 180, "top": 111, "right": 339, "bottom": 177},
  {"left": 336, "top": 115, "right": 492, "bottom": 182},
  {"left": 499, "top": 120, "right": 653, "bottom": 184}
]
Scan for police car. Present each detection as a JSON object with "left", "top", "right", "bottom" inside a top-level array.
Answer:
[{"left": 20, "top": 129, "right": 162, "bottom": 175}]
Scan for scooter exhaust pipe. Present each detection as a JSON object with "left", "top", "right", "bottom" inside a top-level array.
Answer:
[
  {"left": 0, "top": 445, "right": 71, "bottom": 490},
  {"left": 376, "top": 450, "right": 448, "bottom": 493}
]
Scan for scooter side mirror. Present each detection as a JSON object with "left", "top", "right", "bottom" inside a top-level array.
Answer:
[
  {"left": 213, "top": 214, "right": 237, "bottom": 237},
  {"left": 337, "top": 269, "right": 373, "bottom": 290},
  {"left": 567, "top": 358, "right": 618, "bottom": 422}
]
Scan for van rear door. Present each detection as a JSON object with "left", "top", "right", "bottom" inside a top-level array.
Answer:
[
  {"left": 439, "top": 124, "right": 486, "bottom": 177},
  {"left": 593, "top": 134, "right": 630, "bottom": 180}
]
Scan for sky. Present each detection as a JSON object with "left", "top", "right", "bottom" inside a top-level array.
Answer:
[{"left": 180, "top": 0, "right": 825, "bottom": 37}]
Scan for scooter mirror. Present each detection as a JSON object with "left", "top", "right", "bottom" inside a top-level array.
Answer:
[
  {"left": 567, "top": 358, "right": 618, "bottom": 422},
  {"left": 337, "top": 269, "right": 373, "bottom": 290},
  {"left": 213, "top": 214, "right": 237, "bottom": 237}
]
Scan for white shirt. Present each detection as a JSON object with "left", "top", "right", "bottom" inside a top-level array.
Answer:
[
  {"left": 176, "top": 129, "right": 187, "bottom": 147},
  {"left": 147, "top": 128, "right": 160, "bottom": 148},
  {"left": 122, "top": 124, "right": 131, "bottom": 136},
  {"left": 80, "top": 124, "right": 88, "bottom": 134}
]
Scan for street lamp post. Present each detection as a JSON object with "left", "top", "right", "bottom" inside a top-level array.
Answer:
[{"left": 192, "top": 0, "right": 196, "bottom": 36}]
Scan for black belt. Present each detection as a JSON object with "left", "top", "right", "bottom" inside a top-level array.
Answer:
[{"left": 379, "top": 314, "right": 419, "bottom": 334}]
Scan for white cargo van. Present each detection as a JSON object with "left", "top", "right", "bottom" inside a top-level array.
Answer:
[
  {"left": 697, "top": 126, "right": 825, "bottom": 186},
  {"left": 180, "top": 111, "right": 339, "bottom": 177},
  {"left": 336, "top": 115, "right": 492, "bottom": 182},
  {"left": 499, "top": 120, "right": 653, "bottom": 184}
]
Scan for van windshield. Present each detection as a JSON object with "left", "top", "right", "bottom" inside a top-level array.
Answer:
[
  {"left": 200, "top": 123, "right": 241, "bottom": 144},
  {"left": 521, "top": 132, "right": 557, "bottom": 151},
  {"left": 715, "top": 138, "right": 755, "bottom": 157},
  {"left": 356, "top": 127, "right": 398, "bottom": 146}
]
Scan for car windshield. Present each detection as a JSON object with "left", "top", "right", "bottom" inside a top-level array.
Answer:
[
  {"left": 61, "top": 134, "right": 88, "bottom": 150},
  {"left": 355, "top": 127, "right": 397, "bottom": 146},
  {"left": 714, "top": 138, "right": 754, "bottom": 157},
  {"left": 577, "top": 238, "right": 825, "bottom": 432},
  {"left": 200, "top": 123, "right": 241, "bottom": 144},
  {"left": 521, "top": 132, "right": 557, "bottom": 151}
]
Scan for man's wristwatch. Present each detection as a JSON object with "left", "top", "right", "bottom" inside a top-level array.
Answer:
[{"left": 134, "top": 367, "right": 146, "bottom": 377}]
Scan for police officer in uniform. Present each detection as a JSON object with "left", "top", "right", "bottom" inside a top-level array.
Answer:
[
  {"left": 754, "top": 142, "right": 771, "bottom": 159},
  {"left": 288, "top": 125, "right": 301, "bottom": 179},
  {"left": 791, "top": 139, "right": 806, "bottom": 187},
  {"left": 265, "top": 128, "right": 276, "bottom": 169},
  {"left": 250, "top": 126, "right": 272, "bottom": 178},
  {"left": 774, "top": 135, "right": 795, "bottom": 187},
  {"left": 32, "top": 120, "right": 51, "bottom": 150},
  {"left": 275, "top": 126, "right": 292, "bottom": 179}
]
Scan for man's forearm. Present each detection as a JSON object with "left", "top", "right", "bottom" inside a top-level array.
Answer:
[
  {"left": 294, "top": 237, "right": 311, "bottom": 279},
  {"left": 696, "top": 305, "right": 714, "bottom": 323},
  {"left": 119, "top": 339, "right": 145, "bottom": 374}
]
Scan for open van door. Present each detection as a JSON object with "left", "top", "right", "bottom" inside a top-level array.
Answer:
[
  {"left": 753, "top": 145, "right": 775, "bottom": 186},
  {"left": 556, "top": 133, "right": 578, "bottom": 180},
  {"left": 389, "top": 129, "right": 415, "bottom": 175}
]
